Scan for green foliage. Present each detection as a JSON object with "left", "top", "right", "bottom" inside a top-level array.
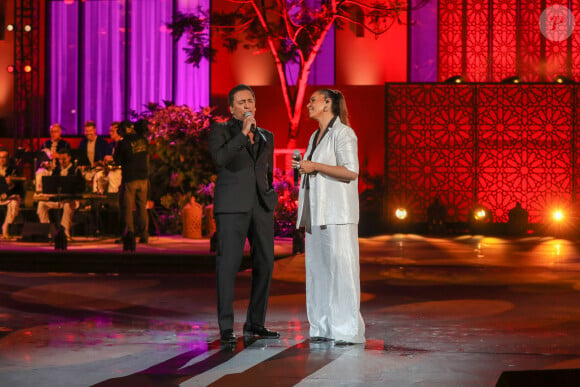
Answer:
[{"left": 132, "top": 104, "right": 218, "bottom": 233}]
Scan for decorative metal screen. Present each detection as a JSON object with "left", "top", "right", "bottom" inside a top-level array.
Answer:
[
  {"left": 438, "top": 1, "right": 580, "bottom": 82},
  {"left": 385, "top": 84, "right": 576, "bottom": 224}
]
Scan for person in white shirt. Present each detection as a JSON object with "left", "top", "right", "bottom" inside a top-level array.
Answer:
[
  {"left": 0, "top": 147, "right": 20, "bottom": 239},
  {"left": 36, "top": 149, "right": 83, "bottom": 239},
  {"left": 292, "top": 89, "right": 365, "bottom": 346}
]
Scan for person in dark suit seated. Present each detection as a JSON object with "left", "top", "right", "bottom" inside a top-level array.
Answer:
[
  {"left": 0, "top": 147, "right": 20, "bottom": 239},
  {"left": 36, "top": 148, "right": 83, "bottom": 240},
  {"left": 40, "top": 123, "right": 71, "bottom": 161},
  {"left": 77, "top": 120, "right": 111, "bottom": 168},
  {"left": 209, "top": 84, "right": 279, "bottom": 344}
]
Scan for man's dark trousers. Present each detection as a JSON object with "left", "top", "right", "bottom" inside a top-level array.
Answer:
[{"left": 215, "top": 196, "right": 274, "bottom": 333}]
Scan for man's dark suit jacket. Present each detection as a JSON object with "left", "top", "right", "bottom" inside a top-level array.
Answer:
[
  {"left": 77, "top": 136, "right": 111, "bottom": 166},
  {"left": 209, "top": 119, "right": 278, "bottom": 213}
]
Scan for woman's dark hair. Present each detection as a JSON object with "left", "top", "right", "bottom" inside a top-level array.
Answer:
[
  {"left": 318, "top": 89, "right": 349, "bottom": 126},
  {"left": 228, "top": 84, "right": 255, "bottom": 107}
]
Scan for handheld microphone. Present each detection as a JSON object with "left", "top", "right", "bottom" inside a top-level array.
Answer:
[
  {"left": 292, "top": 150, "right": 301, "bottom": 186},
  {"left": 243, "top": 111, "right": 256, "bottom": 133}
]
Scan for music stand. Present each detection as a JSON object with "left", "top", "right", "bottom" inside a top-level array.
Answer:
[
  {"left": 41, "top": 175, "right": 84, "bottom": 242},
  {"left": 42, "top": 175, "right": 84, "bottom": 196}
]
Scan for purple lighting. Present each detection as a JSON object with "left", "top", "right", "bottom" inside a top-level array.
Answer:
[{"left": 49, "top": 0, "right": 210, "bottom": 136}]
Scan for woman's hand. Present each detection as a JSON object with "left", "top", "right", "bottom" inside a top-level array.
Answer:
[{"left": 297, "top": 160, "right": 316, "bottom": 174}]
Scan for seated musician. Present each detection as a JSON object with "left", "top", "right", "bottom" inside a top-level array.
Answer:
[
  {"left": 40, "top": 123, "right": 71, "bottom": 159},
  {"left": 0, "top": 147, "right": 20, "bottom": 239},
  {"left": 36, "top": 148, "right": 83, "bottom": 240},
  {"left": 93, "top": 122, "right": 122, "bottom": 194},
  {"left": 77, "top": 120, "right": 112, "bottom": 187}
]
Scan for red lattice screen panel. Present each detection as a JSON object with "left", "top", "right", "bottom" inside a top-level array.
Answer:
[
  {"left": 491, "top": 0, "right": 517, "bottom": 82},
  {"left": 438, "top": 0, "right": 580, "bottom": 82},
  {"left": 386, "top": 85, "right": 476, "bottom": 222},
  {"left": 386, "top": 84, "right": 576, "bottom": 224},
  {"left": 438, "top": 0, "right": 464, "bottom": 81}
]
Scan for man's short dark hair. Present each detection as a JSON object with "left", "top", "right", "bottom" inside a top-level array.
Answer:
[
  {"left": 228, "top": 84, "right": 255, "bottom": 107},
  {"left": 58, "top": 148, "right": 72, "bottom": 157},
  {"left": 84, "top": 120, "right": 97, "bottom": 129},
  {"left": 0, "top": 147, "right": 8, "bottom": 154}
]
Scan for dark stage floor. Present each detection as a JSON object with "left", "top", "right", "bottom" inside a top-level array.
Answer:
[{"left": 1, "top": 235, "right": 580, "bottom": 386}]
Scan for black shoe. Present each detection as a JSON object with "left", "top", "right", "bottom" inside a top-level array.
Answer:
[
  {"left": 123, "top": 231, "right": 136, "bottom": 252},
  {"left": 243, "top": 323, "right": 280, "bottom": 339},
  {"left": 220, "top": 329, "right": 237, "bottom": 344},
  {"left": 334, "top": 340, "right": 355, "bottom": 346},
  {"left": 310, "top": 336, "right": 329, "bottom": 343},
  {"left": 139, "top": 236, "right": 148, "bottom": 244}
]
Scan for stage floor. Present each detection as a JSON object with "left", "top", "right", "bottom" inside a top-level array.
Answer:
[{"left": 1, "top": 234, "right": 580, "bottom": 386}]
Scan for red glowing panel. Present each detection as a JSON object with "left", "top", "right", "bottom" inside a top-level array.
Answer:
[
  {"left": 465, "top": 0, "right": 489, "bottom": 82},
  {"left": 491, "top": 0, "right": 517, "bottom": 81},
  {"left": 438, "top": 0, "right": 464, "bottom": 81},
  {"left": 386, "top": 84, "right": 575, "bottom": 223},
  {"left": 573, "top": 0, "right": 580, "bottom": 81}
]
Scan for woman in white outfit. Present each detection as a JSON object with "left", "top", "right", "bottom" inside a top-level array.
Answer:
[{"left": 292, "top": 89, "right": 365, "bottom": 345}]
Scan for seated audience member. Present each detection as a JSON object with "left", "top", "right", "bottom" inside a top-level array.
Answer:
[
  {"left": 40, "top": 123, "right": 71, "bottom": 161},
  {"left": 93, "top": 122, "right": 123, "bottom": 194},
  {"left": 36, "top": 148, "right": 83, "bottom": 239},
  {"left": 0, "top": 147, "right": 20, "bottom": 239}
]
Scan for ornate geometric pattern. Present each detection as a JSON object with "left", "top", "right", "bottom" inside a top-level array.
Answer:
[
  {"left": 465, "top": 0, "right": 489, "bottom": 81},
  {"left": 386, "top": 85, "right": 475, "bottom": 222},
  {"left": 491, "top": 0, "right": 517, "bottom": 82},
  {"left": 438, "top": 0, "right": 580, "bottom": 82},
  {"left": 386, "top": 84, "right": 576, "bottom": 224},
  {"left": 438, "top": 0, "right": 464, "bottom": 81},
  {"left": 572, "top": 0, "right": 580, "bottom": 81}
]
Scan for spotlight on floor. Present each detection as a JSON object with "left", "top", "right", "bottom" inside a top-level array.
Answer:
[
  {"left": 554, "top": 75, "right": 575, "bottom": 84},
  {"left": 501, "top": 76, "right": 520, "bottom": 84},
  {"left": 473, "top": 208, "right": 487, "bottom": 221},
  {"left": 444, "top": 75, "right": 463, "bottom": 84},
  {"left": 552, "top": 209, "right": 565, "bottom": 222},
  {"left": 395, "top": 207, "right": 408, "bottom": 221}
]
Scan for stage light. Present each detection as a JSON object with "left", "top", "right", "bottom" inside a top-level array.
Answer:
[
  {"left": 473, "top": 208, "right": 487, "bottom": 221},
  {"left": 552, "top": 209, "right": 564, "bottom": 222},
  {"left": 395, "top": 207, "right": 408, "bottom": 220},
  {"left": 6, "top": 24, "right": 14, "bottom": 32},
  {"left": 6, "top": 65, "right": 15, "bottom": 73},
  {"left": 24, "top": 25, "right": 32, "bottom": 32},
  {"left": 554, "top": 75, "right": 574, "bottom": 84},
  {"left": 501, "top": 76, "right": 520, "bottom": 84},
  {"left": 24, "top": 65, "right": 32, "bottom": 73},
  {"left": 444, "top": 75, "right": 463, "bottom": 84}
]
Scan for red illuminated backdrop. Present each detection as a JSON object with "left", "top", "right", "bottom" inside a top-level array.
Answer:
[
  {"left": 438, "top": 0, "right": 580, "bottom": 82},
  {"left": 385, "top": 84, "right": 576, "bottom": 224}
]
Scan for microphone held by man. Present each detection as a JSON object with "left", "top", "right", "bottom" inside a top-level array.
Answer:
[{"left": 243, "top": 111, "right": 256, "bottom": 133}]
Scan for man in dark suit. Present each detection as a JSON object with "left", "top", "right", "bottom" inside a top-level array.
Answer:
[
  {"left": 77, "top": 120, "right": 111, "bottom": 167},
  {"left": 209, "top": 84, "right": 279, "bottom": 344}
]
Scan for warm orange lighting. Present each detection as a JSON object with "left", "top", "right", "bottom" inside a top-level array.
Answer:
[
  {"left": 6, "top": 24, "right": 15, "bottom": 32},
  {"left": 395, "top": 208, "right": 408, "bottom": 220},
  {"left": 473, "top": 208, "right": 487, "bottom": 221},
  {"left": 24, "top": 65, "right": 32, "bottom": 73},
  {"left": 552, "top": 210, "right": 564, "bottom": 222}
]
